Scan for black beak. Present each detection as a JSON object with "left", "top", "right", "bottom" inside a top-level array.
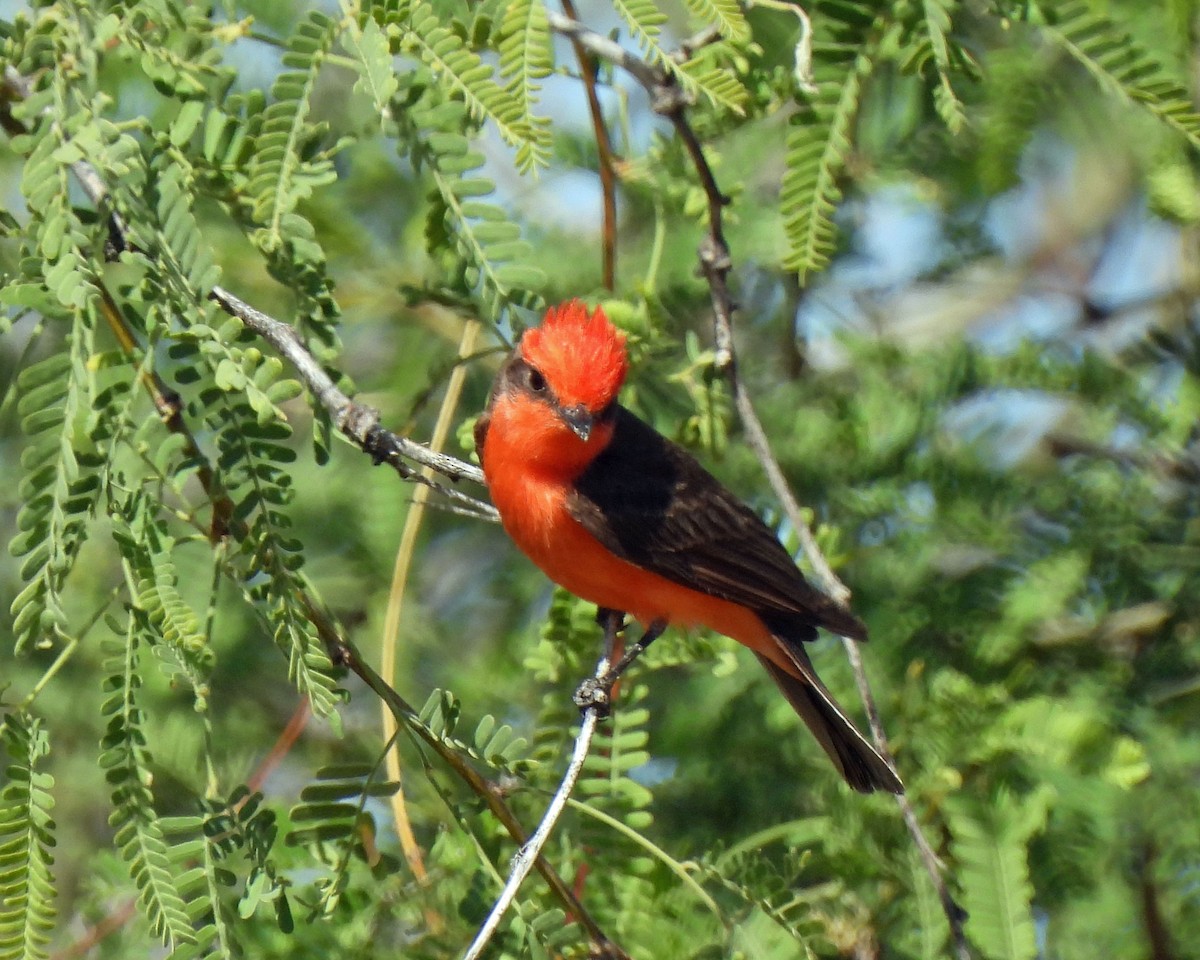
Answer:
[{"left": 561, "top": 404, "right": 593, "bottom": 442}]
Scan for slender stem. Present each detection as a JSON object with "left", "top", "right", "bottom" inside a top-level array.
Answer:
[
  {"left": 544, "top": 14, "right": 659, "bottom": 90},
  {"left": 245, "top": 700, "right": 311, "bottom": 794},
  {"left": 380, "top": 317, "right": 480, "bottom": 922},
  {"left": 728, "top": 346, "right": 971, "bottom": 960},
  {"left": 565, "top": 797, "right": 725, "bottom": 924},
  {"left": 560, "top": 0, "right": 618, "bottom": 290},
  {"left": 209, "top": 287, "right": 497, "bottom": 518},
  {"left": 462, "top": 654, "right": 611, "bottom": 960}
]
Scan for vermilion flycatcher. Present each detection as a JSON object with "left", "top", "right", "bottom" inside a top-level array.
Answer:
[{"left": 476, "top": 301, "right": 902, "bottom": 794}]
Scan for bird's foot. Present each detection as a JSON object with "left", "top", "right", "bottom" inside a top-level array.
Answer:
[
  {"left": 573, "top": 677, "right": 612, "bottom": 718},
  {"left": 574, "top": 618, "right": 668, "bottom": 718}
]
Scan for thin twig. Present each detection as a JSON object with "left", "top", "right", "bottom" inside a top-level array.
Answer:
[
  {"left": 560, "top": 0, "right": 619, "bottom": 290},
  {"left": 208, "top": 287, "right": 496, "bottom": 518},
  {"left": 462, "top": 656, "right": 611, "bottom": 960},
  {"left": 703, "top": 126, "right": 974, "bottom": 960},
  {"left": 725, "top": 272, "right": 973, "bottom": 960},
  {"left": 246, "top": 699, "right": 312, "bottom": 794},
  {"left": 544, "top": 14, "right": 735, "bottom": 367},
  {"left": 545, "top": 13, "right": 659, "bottom": 90},
  {"left": 323, "top": 630, "right": 620, "bottom": 954}
]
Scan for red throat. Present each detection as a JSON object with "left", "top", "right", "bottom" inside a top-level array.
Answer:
[{"left": 520, "top": 300, "right": 628, "bottom": 412}]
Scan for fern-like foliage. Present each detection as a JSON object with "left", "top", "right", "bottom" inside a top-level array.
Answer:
[
  {"left": 286, "top": 762, "right": 400, "bottom": 917},
  {"left": 1030, "top": 1, "right": 1200, "bottom": 149},
  {"left": 344, "top": 16, "right": 400, "bottom": 126},
  {"left": 947, "top": 791, "right": 1048, "bottom": 960},
  {"left": 156, "top": 814, "right": 239, "bottom": 960},
  {"left": 414, "top": 689, "right": 529, "bottom": 777},
  {"left": 610, "top": 0, "right": 669, "bottom": 70},
  {"left": 203, "top": 787, "right": 291, "bottom": 939},
  {"left": 389, "top": 0, "right": 548, "bottom": 170},
  {"left": 113, "top": 0, "right": 231, "bottom": 101},
  {"left": 235, "top": 10, "right": 347, "bottom": 344},
  {"left": 495, "top": 0, "right": 553, "bottom": 171},
  {"left": 389, "top": 66, "right": 546, "bottom": 320},
  {"left": 897, "top": 0, "right": 969, "bottom": 133},
  {"left": 244, "top": 9, "right": 345, "bottom": 256},
  {"left": 682, "top": 0, "right": 750, "bottom": 42},
  {"left": 7, "top": 348, "right": 99, "bottom": 654},
  {"left": 15, "top": 106, "right": 99, "bottom": 313},
  {"left": 5, "top": 87, "right": 108, "bottom": 653},
  {"left": 698, "top": 848, "right": 823, "bottom": 951},
  {"left": 56, "top": 85, "right": 342, "bottom": 725},
  {"left": 782, "top": 3, "right": 883, "bottom": 281},
  {"left": 0, "top": 714, "right": 57, "bottom": 960},
  {"left": 111, "top": 497, "right": 214, "bottom": 710},
  {"left": 210, "top": 404, "right": 343, "bottom": 721},
  {"left": 496, "top": 905, "right": 579, "bottom": 958},
  {"left": 157, "top": 317, "right": 340, "bottom": 719},
  {"left": 98, "top": 616, "right": 195, "bottom": 950},
  {"left": 973, "top": 44, "right": 1047, "bottom": 193},
  {"left": 608, "top": 0, "right": 738, "bottom": 112}
]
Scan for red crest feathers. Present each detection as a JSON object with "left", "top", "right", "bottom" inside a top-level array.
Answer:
[{"left": 520, "top": 300, "right": 628, "bottom": 411}]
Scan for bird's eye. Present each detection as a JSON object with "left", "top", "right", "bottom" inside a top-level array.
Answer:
[{"left": 528, "top": 368, "right": 547, "bottom": 393}]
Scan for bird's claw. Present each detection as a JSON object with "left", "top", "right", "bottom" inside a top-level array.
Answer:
[{"left": 573, "top": 677, "right": 612, "bottom": 718}]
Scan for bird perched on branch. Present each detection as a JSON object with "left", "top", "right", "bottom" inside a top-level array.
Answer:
[{"left": 475, "top": 300, "right": 902, "bottom": 794}]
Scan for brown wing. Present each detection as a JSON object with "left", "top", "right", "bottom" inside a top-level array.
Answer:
[{"left": 566, "top": 407, "right": 866, "bottom": 641}]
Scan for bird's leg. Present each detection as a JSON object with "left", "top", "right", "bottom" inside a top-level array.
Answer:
[
  {"left": 595, "top": 607, "right": 625, "bottom": 664},
  {"left": 574, "top": 609, "right": 626, "bottom": 717},
  {"left": 573, "top": 618, "right": 667, "bottom": 718},
  {"left": 603, "top": 619, "right": 666, "bottom": 686}
]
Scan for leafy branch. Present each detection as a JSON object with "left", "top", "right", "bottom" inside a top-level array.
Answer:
[{"left": 0, "top": 62, "right": 622, "bottom": 957}]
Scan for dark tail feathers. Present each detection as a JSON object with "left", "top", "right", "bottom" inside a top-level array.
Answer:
[{"left": 755, "top": 647, "right": 903, "bottom": 794}]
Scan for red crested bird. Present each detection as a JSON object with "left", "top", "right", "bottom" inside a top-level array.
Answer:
[{"left": 475, "top": 300, "right": 902, "bottom": 794}]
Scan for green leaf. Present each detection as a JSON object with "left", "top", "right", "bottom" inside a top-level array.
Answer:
[
  {"left": 782, "top": 44, "right": 877, "bottom": 281},
  {"left": 947, "top": 792, "right": 1047, "bottom": 960},
  {"left": 345, "top": 16, "right": 399, "bottom": 125},
  {"left": 1034, "top": 1, "right": 1200, "bottom": 148},
  {"left": 0, "top": 714, "right": 57, "bottom": 960}
]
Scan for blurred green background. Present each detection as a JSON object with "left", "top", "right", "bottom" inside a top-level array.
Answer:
[{"left": 1, "top": 0, "right": 1199, "bottom": 957}]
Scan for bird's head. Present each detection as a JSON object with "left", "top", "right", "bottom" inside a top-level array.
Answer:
[
  {"left": 517, "top": 300, "right": 627, "bottom": 441},
  {"left": 484, "top": 300, "right": 628, "bottom": 472}
]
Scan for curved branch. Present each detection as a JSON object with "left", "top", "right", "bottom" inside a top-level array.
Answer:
[{"left": 0, "top": 66, "right": 495, "bottom": 522}]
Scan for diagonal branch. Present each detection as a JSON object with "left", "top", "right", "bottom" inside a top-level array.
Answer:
[
  {"left": 305, "top": 604, "right": 618, "bottom": 953},
  {"left": 559, "top": 0, "right": 619, "bottom": 290},
  {"left": 462, "top": 652, "right": 616, "bottom": 960},
  {"left": 1, "top": 65, "right": 494, "bottom": 521},
  {"left": 209, "top": 286, "right": 496, "bottom": 519}
]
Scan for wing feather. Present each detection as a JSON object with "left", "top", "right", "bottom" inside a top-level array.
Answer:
[{"left": 566, "top": 407, "right": 866, "bottom": 641}]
